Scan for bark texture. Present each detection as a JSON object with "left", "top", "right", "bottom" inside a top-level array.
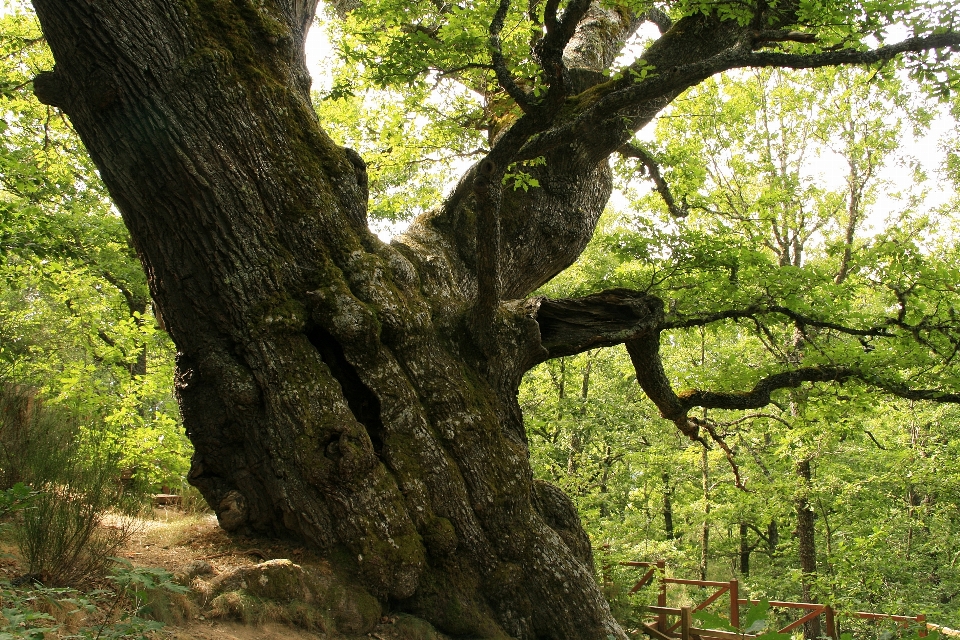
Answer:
[
  {"left": 28, "top": 0, "right": 960, "bottom": 637},
  {"left": 28, "top": 1, "right": 654, "bottom": 637},
  {"left": 796, "top": 458, "right": 821, "bottom": 640}
]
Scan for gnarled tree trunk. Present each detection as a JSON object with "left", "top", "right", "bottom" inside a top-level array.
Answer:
[
  {"left": 28, "top": 1, "right": 665, "bottom": 637},
  {"left": 30, "top": 0, "right": 957, "bottom": 636}
]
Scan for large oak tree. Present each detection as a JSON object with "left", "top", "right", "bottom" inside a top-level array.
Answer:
[{"left": 27, "top": 0, "right": 960, "bottom": 637}]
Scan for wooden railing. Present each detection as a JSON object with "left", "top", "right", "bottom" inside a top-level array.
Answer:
[{"left": 620, "top": 561, "right": 928, "bottom": 640}]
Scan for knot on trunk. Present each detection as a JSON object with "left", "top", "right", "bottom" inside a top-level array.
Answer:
[
  {"left": 34, "top": 66, "right": 120, "bottom": 111},
  {"left": 217, "top": 490, "right": 249, "bottom": 532},
  {"left": 33, "top": 68, "right": 70, "bottom": 108},
  {"left": 473, "top": 159, "right": 497, "bottom": 194}
]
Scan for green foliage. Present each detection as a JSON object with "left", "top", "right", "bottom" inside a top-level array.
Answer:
[
  {"left": 0, "top": 562, "right": 188, "bottom": 640},
  {"left": 93, "top": 560, "right": 189, "bottom": 638},
  {"left": 0, "top": 5, "right": 189, "bottom": 492},
  {"left": 522, "top": 63, "right": 960, "bottom": 628},
  {"left": 0, "top": 589, "right": 58, "bottom": 639},
  {"left": 0, "top": 484, "right": 34, "bottom": 522},
  {"left": 503, "top": 157, "right": 545, "bottom": 191}
]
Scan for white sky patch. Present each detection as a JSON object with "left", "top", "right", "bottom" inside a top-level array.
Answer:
[{"left": 305, "top": 17, "right": 334, "bottom": 94}]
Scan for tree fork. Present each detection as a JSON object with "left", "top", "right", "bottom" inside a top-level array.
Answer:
[{"left": 29, "top": 1, "right": 633, "bottom": 637}]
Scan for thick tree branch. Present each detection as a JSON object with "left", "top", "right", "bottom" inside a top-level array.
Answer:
[
  {"left": 278, "top": 0, "right": 320, "bottom": 50},
  {"left": 533, "top": 288, "right": 664, "bottom": 362},
  {"left": 664, "top": 303, "right": 898, "bottom": 338},
  {"left": 666, "top": 301, "right": 960, "bottom": 363},
  {"left": 683, "top": 367, "right": 960, "bottom": 409},
  {"left": 630, "top": 334, "right": 960, "bottom": 423},
  {"left": 625, "top": 331, "right": 692, "bottom": 427},
  {"left": 473, "top": 159, "right": 503, "bottom": 337},
  {"left": 676, "top": 367, "right": 857, "bottom": 413},
  {"left": 534, "top": 0, "right": 592, "bottom": 101},
  {"left": 624, "top": 331, "right": 745, "bottom": 481},
  {"left": 745, "top": 32, "right": 960, "bottom": 68},
  {"left": 623, "top": 316, "right": 960, "bottom": 487},
  {"left": 417, "top": 4, "right": 653, "bottom": 303},
  {"left": 642, "top": 8, "right": 672, "bottom": 34},
  {"left": 752, "top": 29, "right": 818, "bottom": 45},
  {"left": 519, "top": 30, "right": 960, "bottom": 162},
  {"left": 490, "top": 0, "right": 535, "bottom": 113}
]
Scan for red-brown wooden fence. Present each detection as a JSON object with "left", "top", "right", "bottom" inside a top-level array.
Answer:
[{"left": 620, "top": 561, "right": 928, "bottom": 640}]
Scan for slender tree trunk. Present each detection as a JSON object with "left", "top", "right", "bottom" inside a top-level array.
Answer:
[
  {"left": 129, "top": 296, "right": 149, "bottom": 378},
  {"left": 663, "top": 471, "right": 675, "bottom": 539},
  {"left": 567, "top": 355, "right": 592, "bottom": 476},
  {"left": 700, "top": 444, "right": 710, "bottom": 581},
  {"left": 557, "top": 357, "right": 567, "bottom": 401},
  {"left": 796, "top": 458, "right": 821, "bottom": 640},
  {"left": 768, "top": 519, "right": 779, "bottom": 555},
  {"left": 599, "top": 444, "right": 612, "bottom": 518},
  {"left": 739, "top": 522, "right": 750, "bottom": 576}
]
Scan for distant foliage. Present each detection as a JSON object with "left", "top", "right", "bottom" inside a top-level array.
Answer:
[
  {"left": 0, "top": 5, "right": 190, "bottom": 493},
  {"left": 524, "top": 64, "right": 960, "bottom": 626}
]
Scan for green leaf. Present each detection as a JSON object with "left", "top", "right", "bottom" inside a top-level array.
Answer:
[
  {"left": 693, "top": 610, "right": 736, "bottom": 632},
  {"left": 742, "top": 600, "right": 771, "bottom": 633}
]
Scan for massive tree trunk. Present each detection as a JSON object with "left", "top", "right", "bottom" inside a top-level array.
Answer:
[
  {"left": 27, "top": 2, "right": 658, "bottom": 637},
  {"left": 28, "top": 0, "right": 960, "bottom": 637}
]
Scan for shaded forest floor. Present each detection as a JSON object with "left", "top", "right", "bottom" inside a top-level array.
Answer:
[{"left": 0, "top": 508, "right": 446, "bottom": 639}]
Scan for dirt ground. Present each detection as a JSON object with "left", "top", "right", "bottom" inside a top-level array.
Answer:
[
  {"left": 130, "top": 510, "right": 324, "bottom": 639},
  {"left": 125, "top": 509, "right": 311, "bottom": 581},
  {"left": 2, "top": 508, "right": 442, "bottom": 640}
]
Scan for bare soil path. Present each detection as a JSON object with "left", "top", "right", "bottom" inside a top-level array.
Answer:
[{"left": 2, "top": 508, "right": 447, "bottom": 640}]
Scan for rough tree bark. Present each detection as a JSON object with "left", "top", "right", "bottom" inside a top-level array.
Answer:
[
  {"left": 28, "top": 0, "right": 960, "bottom": 637},
  {"left": 28, "top": 2, "right": 647, "bottom": 636},
  {"left": 796, "top": 458, "right": 821, "bottom": 640}
]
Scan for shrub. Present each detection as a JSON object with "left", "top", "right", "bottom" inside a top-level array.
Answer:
[
  {"left": 14, "top": 462, "right": 137, "bottom": 587},
  {"left": 0, "top": 381, "right": 140, "bottom": 587}
]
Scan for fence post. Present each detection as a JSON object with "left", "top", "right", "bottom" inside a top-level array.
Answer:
[
  {"left": 729, "top": 580, "right": 740, "bottom": 630},
  {"left": 681, "top": 606, "right": 693, "bottom": 640},
  {"left": 658, "top": 560, "right": 667, "bottom": 633},
  {"left": 825, "top": 605, "right": 837, "bottom": 640},
  {"left": 918, "top": 614, "right": 927, "bottom": 638}
]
